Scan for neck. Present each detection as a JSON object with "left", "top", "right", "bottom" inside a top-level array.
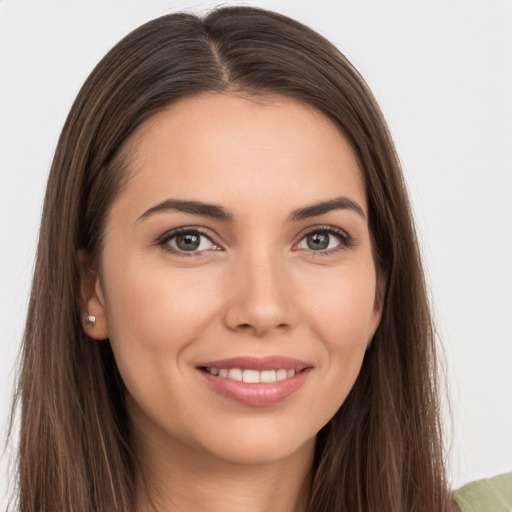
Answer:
[{"left": 131, "top": 414, "right": 314, "bottom": 512}]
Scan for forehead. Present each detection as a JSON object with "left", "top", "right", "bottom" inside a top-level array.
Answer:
[{"left": 114, "top": 93, "right": 366, "bottom": 219}]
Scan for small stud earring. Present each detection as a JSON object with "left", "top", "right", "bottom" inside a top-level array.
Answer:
[{"left": 86, "top": 315, "right": 96, "bottom": 326}]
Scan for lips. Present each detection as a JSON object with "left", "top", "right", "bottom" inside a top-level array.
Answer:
[{"left": 196, "top": 356, "right": 313, "bottom": 407}]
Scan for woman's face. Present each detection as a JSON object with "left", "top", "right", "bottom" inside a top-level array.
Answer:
[{"left": 83, "top": 93, "right": 383, "bottom": 466}]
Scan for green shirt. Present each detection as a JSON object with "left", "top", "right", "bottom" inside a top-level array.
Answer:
[{"left": 455, "top": 473, "right": 512, "bottom": 511}]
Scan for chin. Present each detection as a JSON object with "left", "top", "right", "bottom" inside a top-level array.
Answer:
[
  {"left": 190, "top": 418, "right": 318, "bottom": 466},
  {"left": 207, "top": 435, "right": 315, "bottom": 466}
]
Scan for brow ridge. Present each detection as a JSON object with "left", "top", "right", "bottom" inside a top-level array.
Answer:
[
  {"left": 288, "top": 197, "right": 366, "bottom": 221},
  {"left": 138, "top": 196, "right": 365, "bottom": 223},
  {"left": 138, "top": 199, "right": 233, "bottom": 222}
]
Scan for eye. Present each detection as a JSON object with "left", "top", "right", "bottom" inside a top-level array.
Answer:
[
  {"left": 160, "top": 228, "right": 218, "bottom": 254},
  {"left": 296, "top": 228, "right": 351, "bottom": 253}
]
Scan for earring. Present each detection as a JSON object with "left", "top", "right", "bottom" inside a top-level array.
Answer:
[{"left": 86, "top": 315, "right": 96, "bottom": 326}]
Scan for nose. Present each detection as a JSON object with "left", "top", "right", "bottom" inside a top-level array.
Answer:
[{"left": 223, "top": 250, "right": 298, "bottom": 337}]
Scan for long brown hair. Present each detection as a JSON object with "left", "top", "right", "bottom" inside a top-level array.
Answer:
[{"left": 11, "top": 6, "right": 454, "bottom": 511}]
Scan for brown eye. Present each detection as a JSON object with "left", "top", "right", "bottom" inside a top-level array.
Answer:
[
  {"left": 297, "top": 228, "right": 349, "bottom": 252},
  {"left": 164, "top": 230, "right": 216, "bottom": 253},
  {"left": 176, "top": 233, "right": 201, "bottom": 251}
]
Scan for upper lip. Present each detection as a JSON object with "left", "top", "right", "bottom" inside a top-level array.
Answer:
[{"left": 196, "top": 356, "right": 312, "bottom": 372}]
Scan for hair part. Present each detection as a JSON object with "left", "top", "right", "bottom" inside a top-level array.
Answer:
[{"left": 12, "top": 6, "right": 454, "bottom": 511}]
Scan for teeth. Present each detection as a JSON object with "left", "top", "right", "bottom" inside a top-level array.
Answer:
[
  {"left": 243, "top": 369, "right": 259, "bottom": 383},
  {"left": 260, "top": 370, "right": 277, "bottom": 383},
  {"left": 276, "top": 369, "right": 287, "bottom": 381},
  {"left": 207, "top": 367, "right": 296, "bottom": 382},
  {"left": 228, "top": 368, "right": 243, "bottom": 381}
]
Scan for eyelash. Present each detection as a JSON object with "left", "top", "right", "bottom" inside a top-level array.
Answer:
[
  {"left": 157, "top": 226, "right": 219, "bottom": 257},
  {"left": 157, "top": 225, "right": 353, "bottom": 257},
  {"left": 296, "top": 225, "right": 354, "bottom": 255}
]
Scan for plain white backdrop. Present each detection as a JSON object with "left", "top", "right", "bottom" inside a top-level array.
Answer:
[{"left": 1, "top": 0, "right": 511, "bottom": 504}]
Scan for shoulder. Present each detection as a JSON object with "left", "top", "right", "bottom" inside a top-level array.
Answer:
[{"left": 455, "top": 473, "right": 512, "bottom": 512}]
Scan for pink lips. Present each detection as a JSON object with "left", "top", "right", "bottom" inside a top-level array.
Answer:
[{"left": 196, "top": 356, "right": 313, "bottom": 407}]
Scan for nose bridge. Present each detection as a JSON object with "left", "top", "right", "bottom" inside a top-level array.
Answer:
[{"left": 224, "top": 242, "right": 296, "bottom": 336}]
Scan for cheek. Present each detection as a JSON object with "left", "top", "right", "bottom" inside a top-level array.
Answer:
[
  {"left": 300, "top": 262, "right": 378, "bottom": 348},
  {"left": 102, "top": 253, "right": 224, "bottom": 359},
  {"left": 297, "top": 263, "right": 377, "bottom": 413},
  {"left": 100, "top": 254, "right": 228, "bottom": 441}
]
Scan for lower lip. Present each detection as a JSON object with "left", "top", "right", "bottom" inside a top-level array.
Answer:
[{"left": 199, "top": 369, "right": 311, "bottom": 407}]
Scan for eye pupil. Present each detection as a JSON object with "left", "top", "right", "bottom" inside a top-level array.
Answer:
[
  {"left": 176, "top": 233, "right": 200, "bottom": 251},
  {"left": 307, "top": 232, "right": 329, "bottom": 250}
]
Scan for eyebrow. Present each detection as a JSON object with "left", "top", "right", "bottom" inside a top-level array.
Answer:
[
  {"left": 137, "top": 196, "right": 365, "bottom": 223},
  {"left": 288, "top": 197, "right": 366, "bottom": 221},
  {"left": 138, "top": 199, "right": 233, "bottom": 222}
]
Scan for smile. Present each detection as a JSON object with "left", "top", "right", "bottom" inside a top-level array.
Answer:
[
  {"left": 202, "top": 367, "right": 297, "bottom": 383},
  {"left": 197, "top": 357, "right": 312, "bottom": 407}
]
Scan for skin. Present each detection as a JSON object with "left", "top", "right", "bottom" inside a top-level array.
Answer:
[{"left": 80, "top": 93, "right": 384, "bottom": 512}]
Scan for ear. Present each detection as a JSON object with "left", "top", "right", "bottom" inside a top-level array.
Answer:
[{"left": 77, "top": 250, "right": 109, "bottom": 340}]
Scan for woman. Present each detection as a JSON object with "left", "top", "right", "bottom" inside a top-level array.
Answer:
[{"left": 8, "top": 6, "right": 510, "bottom": 512}]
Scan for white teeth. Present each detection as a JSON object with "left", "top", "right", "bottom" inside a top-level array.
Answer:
[
  {"left": 243, "top": 369, "right": 259, "bottom": 383},
  {"left": 260, "top": 370, "right": 277, "bottom": 383},
  {"left": 228, "top": 368, "right": 243, "bottom": 381},
  {"left": 206, "top": 367, "right": 297, "bottom": 382},
  {"left": 276, "top": 369, "right": 287, "bottom": 381}
]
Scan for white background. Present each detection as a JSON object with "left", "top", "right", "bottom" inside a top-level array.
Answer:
[{"left": 1, "top": 0, "right": 511, "bottom": 504}]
